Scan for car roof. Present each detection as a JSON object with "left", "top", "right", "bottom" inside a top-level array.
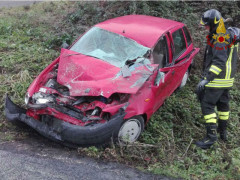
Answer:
[{"left": 95, "top": 15, "right": 184, "bottom": 48}]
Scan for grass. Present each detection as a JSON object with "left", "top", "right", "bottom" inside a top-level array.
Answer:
[
  {"left": 0, "top": 2, "right": 70, "bottom": 135},
  {"left": 0, "top": 1, "right": 240, "bottom": 179}
]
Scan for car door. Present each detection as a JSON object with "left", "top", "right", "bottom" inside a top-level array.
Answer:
[
  {"left": 168, "top": 26, "right": 199, "bottom": 90},
  {"left": 151, "top": 33, "right": 175, "bottom": 111},
  {"left": 152, "top": 27, "right": 199, "bottom": 112}
]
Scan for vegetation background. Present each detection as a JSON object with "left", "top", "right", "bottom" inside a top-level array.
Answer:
[{"left": 0, "top": 1, "right": 240, "bottom": 179}]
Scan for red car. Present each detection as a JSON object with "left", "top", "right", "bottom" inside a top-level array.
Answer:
[{"left": 5, "top": 15, "right": 199, "bottom": 146}]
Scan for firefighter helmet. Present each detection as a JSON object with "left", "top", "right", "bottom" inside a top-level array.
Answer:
[{"left": 200, "top": 9, "right": 223, "bottom": 27}]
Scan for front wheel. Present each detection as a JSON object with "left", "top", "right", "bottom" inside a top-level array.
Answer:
[{"left": 117, "top": 116, "right": 144, "bottom": 144}]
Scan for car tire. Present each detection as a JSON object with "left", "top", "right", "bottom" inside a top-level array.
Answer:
[
  {"left": 179, "top": 69, "right": 189, "bottom": 89},
  {"left": 116, "top": 116, "right": 144, "bottom": 144}
]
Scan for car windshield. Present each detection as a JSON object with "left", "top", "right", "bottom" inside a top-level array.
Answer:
[{"left": 70, "top": 27, "right": 150, "bottom": 67}]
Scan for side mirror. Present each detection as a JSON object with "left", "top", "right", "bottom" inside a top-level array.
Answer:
[{"left": 154, "top": 70, "right": 165, "bottom": 86}]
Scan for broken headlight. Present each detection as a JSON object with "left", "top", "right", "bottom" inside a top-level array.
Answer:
[{"left": 32, "top": 92, "right": 54, "bottom": 104}]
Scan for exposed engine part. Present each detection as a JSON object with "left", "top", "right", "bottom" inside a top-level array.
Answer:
[
  {"left": 72, "top": 97, "right": 87, "bottom": 106},
  {"left": 121, "top": 102, "right": 129, "bottom": 110},
  {"left": 30, "top": 77, "right": 129, "bottom": 124},
  {"left": 100, "top": 96, "right": 108, "bottom": 103},
  {"left": 108, "top": 93, "right": 130, "bottom": 104},
  {"left": 62, "top": 108, "right": 83, "bottom": 120},
  {"left": 85, "top": 109, "right": 94, "bottom": 116},
  {"left": 44, "top": 78, "right": 70, "bottom": 96},
  {"left": 57, "top": 85, "right": 70, "bottom": 96},
  {"left": 91, "top": 107, "right": 101, "bottom": 116},
  {"left": 65, "top": 104, "right": 82, "bottom": 114},
  {"left": 45, "top": 79, "right": 58, "bottom": 89},
  {"left": 72, "top": 96, "right": 108, "bottom": 106},
  {"left": 57, "top": 97, "right": 73, "bottom": 105},
  {"left": 49, "top": 102, "right": 84, "bottom": 120}
]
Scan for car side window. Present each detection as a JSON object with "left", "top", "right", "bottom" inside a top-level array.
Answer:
[
  {"left": 172, "top": 29, "right": 186, "bottom": 60},
  {"left": 152, "top": 36, "right": 169, "bottom": 68},
  {"left": 183, "top": 26, "right": 192, "bottom": 46}
]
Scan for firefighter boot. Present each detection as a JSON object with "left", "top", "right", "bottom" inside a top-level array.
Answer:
[
  {"left": 218, "top": 120, "right": 227, "bottom": 141},
  {"left": 195, "top": 123, "right": 217, "bottom": 149}
]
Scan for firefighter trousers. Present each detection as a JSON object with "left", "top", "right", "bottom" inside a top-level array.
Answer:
[{"left": 201, "top": 89, "right": 230, "bottom": 123}]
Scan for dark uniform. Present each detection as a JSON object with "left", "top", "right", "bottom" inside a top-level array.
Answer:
[
  {"left": 196, "top": 9, "right": 239, "bottom": 149},
  {"left": 201, "top": 31, "right": 238, "bottom": 123}
]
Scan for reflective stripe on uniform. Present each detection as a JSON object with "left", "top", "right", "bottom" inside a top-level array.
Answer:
[
  {"left": 204, "top": 113, "right": 217, "bottom": 123},
  {"left": 209, "top": 78, "right": 234, "bottom": 83},
  {"left": 218, "top": 111, "right": 230, "bottom": 120},
  {"left": 206, "top": 119, "right": 217, "bottom": 123},
  {"left": 209, "top": 65, "right": 222, "bottom": 75},
  {"left": 218, "top": 111, "right": 230, "bottom": 116},
  {"left": 218, "top": 116, "right": 229, "bottom": 120},
  {"left": 205, "top": 78, "right": 234, "bottom": 87},
  {"left": 235, "top": 43, "right": 239, "bottom": 52},
  {"left": 205, "top": 43, "right": 237, "bottom": 88},
  {"left": 200, "top": 19, "right": 205, "bottom": 25},
  {"left": 204, "top": 113, "right": 216, "bottom": 119},
  {"left": 225, "top": 46, "right": 234, "bottom": 79},
  {"left": 205, "top": 82, "right": 233, "bottom": 88}
]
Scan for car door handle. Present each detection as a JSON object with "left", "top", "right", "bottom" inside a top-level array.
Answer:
[{"left": 172, "top": 71, "right": 175, "bottom": 75}]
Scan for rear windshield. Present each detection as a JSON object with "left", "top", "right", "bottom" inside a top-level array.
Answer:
[{"left": 70, "top": 27, "right": 150, "bottom": 67}]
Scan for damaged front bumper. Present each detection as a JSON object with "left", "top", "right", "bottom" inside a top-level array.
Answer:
[{"left": 5, "top": 95, "right": 125, "bottom": 146}]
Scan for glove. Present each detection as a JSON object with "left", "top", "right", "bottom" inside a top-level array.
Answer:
[
  {"left": 197, "top": 79, "right": 209, "bottom": 92},
  {"left": 195, "top": 79, "right": 209, "bottom": 102}
]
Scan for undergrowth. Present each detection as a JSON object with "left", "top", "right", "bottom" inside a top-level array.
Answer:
[{"left": 0, "top": 1, "right": 240, "bottom": 179}]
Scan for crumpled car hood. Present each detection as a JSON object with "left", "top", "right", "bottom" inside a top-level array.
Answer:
[{"left": 57, "top": 49, "right": 158, "bottom": 98}]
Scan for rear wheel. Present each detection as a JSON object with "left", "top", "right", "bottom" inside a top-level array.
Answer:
[{"left": 117, "top": 116, "right": 144, "bottom": 144}]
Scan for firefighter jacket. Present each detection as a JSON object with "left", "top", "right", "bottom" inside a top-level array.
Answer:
[{"left": 203, "top": 30, "right": 239, "bottom": 88}]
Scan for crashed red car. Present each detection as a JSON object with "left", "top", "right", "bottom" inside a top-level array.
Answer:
[{"left": 5, "top": 15, "right": 199, "bottom": 146}]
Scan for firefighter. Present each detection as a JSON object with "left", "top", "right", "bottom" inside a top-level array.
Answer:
[{"left": 196, "top": 9, "right": 239, "bottom": 149}]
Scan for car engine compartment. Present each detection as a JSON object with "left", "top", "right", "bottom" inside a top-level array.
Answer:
[{"left": 26, "top": 64, "right": 130, "bottom": 126}]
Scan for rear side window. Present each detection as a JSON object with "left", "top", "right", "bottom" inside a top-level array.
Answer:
[
  {"left": 183, "top": 26, "right": 192, "bottom": 46},
  {"left": 172, "top": 29, "right": 186, "bottom": 59}
]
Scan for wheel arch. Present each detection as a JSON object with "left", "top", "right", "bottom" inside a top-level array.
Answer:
[{"left": 142, "top": 113, "right": 148, "bottom": 125}]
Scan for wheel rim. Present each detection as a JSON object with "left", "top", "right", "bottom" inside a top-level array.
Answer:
[
  {"left": 180, "top": 71, "right": 189, "bottom": 88},
  {"left": 118, "top": 119, "right": 142, "bottom": 143}
]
